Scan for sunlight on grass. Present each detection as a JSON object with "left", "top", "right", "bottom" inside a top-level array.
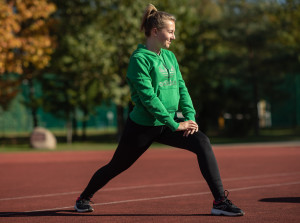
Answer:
[{"left": 0, "top": 127, "right": 299, "bottom": 153}]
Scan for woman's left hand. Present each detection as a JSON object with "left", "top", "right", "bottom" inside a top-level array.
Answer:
[{"left": 183, "top": 124, "right": 198, "bottom": 137}]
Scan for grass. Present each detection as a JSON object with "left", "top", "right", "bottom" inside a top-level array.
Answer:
[
  {"left": 0, "top": 142, "right": 171, "bottom": 153},
  {"left": 0, "top": 143, "right": 117, "bottom": 153},
  {"left": 0, "top": 127, "right": 299, "bottom": 153}
]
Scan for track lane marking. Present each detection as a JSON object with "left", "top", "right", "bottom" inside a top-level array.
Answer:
[
  {"left": 0, "top": 181, "right": 300, "bottom": 216},
  {"left": 1, "top": 171, "right": 300, "bottom": 201}
]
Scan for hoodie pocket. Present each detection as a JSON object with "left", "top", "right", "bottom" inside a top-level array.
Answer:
[{"left": 158, "top": 86, "right": 179, "bottom": 112}]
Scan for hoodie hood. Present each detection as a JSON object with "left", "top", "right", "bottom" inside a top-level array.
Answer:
[
  {"left": 133, "top": 44, "right": 171, "bottom": 73},
  {"left": 133, "top": 44, "right": 161, "bottom": 57}
]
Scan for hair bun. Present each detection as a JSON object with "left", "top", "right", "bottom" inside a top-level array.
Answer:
[
  {"left": 141, "top": 4, "right": 158, "bottom": 31},
  {"left": 149, "top": 8, "right": 157, "bottom": 16}
]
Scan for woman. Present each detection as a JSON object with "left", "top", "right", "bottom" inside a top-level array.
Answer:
[{"left": 75, "top": 4, "right": 244, "bottom": 216}]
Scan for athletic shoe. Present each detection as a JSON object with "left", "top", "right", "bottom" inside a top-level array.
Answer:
[
  {"left": 74, "top": 197, "right": 94, "bottom": 212},
  {"left": 211, "top": 190, "right": 244, "bottom": 216}
]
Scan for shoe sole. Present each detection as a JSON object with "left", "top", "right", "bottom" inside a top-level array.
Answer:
[
  {"left": 74, "top": 205, "right": 94, "bottom": 213},
  {"left": 211, "top": 208, "right": 244, "bottom": 216}
]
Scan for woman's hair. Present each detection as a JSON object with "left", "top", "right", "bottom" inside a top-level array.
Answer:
[{"left": 140, "top": 4, "right": 176, "bottom": 37}]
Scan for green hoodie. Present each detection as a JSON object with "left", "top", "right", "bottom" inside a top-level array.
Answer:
[{"left": 126, "top": 44, "right": 196, "bottom": 131}]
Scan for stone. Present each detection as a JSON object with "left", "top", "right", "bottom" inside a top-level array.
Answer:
[{"left": 30, "top": 127, "right": 57, "bottom": 150}]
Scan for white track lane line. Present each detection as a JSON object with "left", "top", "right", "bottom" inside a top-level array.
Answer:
[
  {"left": 1, "top": 171, "right": 300, "bottom": 201},
  {"left": 0, "top": 181, "right": 300, "bottom": 216}
]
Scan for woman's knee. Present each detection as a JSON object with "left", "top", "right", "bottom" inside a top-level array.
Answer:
[
  {"left": 193, "top": 131, "right": 211, "bottom": 145},
  {"left": 189, "top": 131, "right": 212, "bottom": 154}
]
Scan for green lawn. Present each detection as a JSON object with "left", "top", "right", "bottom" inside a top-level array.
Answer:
[{"left": 0, "top": 127, "right": 299, "bottom": 153}]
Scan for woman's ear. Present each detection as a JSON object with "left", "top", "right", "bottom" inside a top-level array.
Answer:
[{"left": 151, "top": 27, "right": 158, "bottom": 36}]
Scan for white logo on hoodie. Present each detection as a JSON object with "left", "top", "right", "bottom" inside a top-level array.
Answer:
[{"left": 158, "top": 65, "right": 177, "bottom": 87}]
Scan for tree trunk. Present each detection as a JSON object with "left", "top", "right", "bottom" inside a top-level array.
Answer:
[
  {"left": 28, "top": 78, "right": 38, "bottom": 128},
  {"left": 66, "top": 117, "right": 73, "bottom": 144},
  {"left": 116, "top": 105, "right": 125, "bottom": 141},
  {"left": 294, "top": 73, "right": 300, "bottom": 128},
  {"left": 82, "top": 108, "right": 88, "bottom": 141},
  {"left": 252, "top": 76, "right": 260, "bottom": 136},
  {"left": 248, "top": 46, "right": 259, "bottom": 136},
  {"left": 31, "top": 104, "right": 38, "bottom": 128},
  {"left": 72, "top": 111, "right": 78, "bottom": 141}
]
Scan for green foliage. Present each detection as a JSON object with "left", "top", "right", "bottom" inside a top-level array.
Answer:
[
  {"left": 41, "top": 0, "right": 300, "bottom": 138},
  {"left": 43, "top": 0, "right": 147, "bottom": 139}
]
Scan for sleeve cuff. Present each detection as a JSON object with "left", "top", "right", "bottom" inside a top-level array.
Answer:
[{"left": 167, "top": 119, "right": 180, "bottom": 132}]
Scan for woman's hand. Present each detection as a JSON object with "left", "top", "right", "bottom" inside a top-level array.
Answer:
[{"left": 176, "top": 120, "right": 199, "bottom": 137}]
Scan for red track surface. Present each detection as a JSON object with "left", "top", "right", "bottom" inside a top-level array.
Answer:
[{"left": 0, "top": 142, "right": 300, "bottom": 223}]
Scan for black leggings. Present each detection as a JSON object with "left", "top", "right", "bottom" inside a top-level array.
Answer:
[{"left": 80, "top": 117, "right": 224, "bottom": 200}]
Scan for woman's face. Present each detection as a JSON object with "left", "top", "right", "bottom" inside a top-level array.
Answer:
[{"left": 155, "top": 20, "right": 176, "bottom": 49}]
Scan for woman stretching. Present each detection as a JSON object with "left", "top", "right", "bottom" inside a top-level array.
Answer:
[{"left": 75, "top": 4, "right": 244, "bottom": 216}]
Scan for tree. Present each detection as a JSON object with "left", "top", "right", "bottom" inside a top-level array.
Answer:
[
  {"left": 271, "top": 0, "right": 300, "bottom": 127},
  {"left": 45, "top": 0, "right": 145, "bottom": 141},
  {"left": 214, "top": 0, "right": 299, "bottom": 135},
  {"left": 94, "top": 0, "right": 145, "bottom": 138},
  {"left": 172, "top": 0, "right": 294, "bottom": 136},
  {"left": 154, "top": 0, "right": 298, "bottom": 136},
  {"left": 41, "top": 0, "right": 299, "bottom": 140},
  {"left": 0, "top": 0, "right": 56, "bottom": 126},
  {"left": 42, "top": 23, "right": 115, "bottom": 142}
]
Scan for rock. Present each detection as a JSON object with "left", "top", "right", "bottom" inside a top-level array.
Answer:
[{"left": 30, "top": 127, "right": 57, "bottom": 150}]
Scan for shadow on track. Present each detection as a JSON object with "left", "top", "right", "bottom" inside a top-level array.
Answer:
[
  {"left": 0, "top": 210, "right": 213, "bottom": 217},
  {"left": 259, "top": 197, "right": 300, "bottom": 203}
]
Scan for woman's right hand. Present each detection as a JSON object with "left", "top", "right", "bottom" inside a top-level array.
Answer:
[{"left": 176, "top": 120, "right": 198, "bottom": 137}]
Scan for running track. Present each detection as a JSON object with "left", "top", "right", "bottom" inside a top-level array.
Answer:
[{"left": 0, "top": 141, "right": 299, "bottom": 223}]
